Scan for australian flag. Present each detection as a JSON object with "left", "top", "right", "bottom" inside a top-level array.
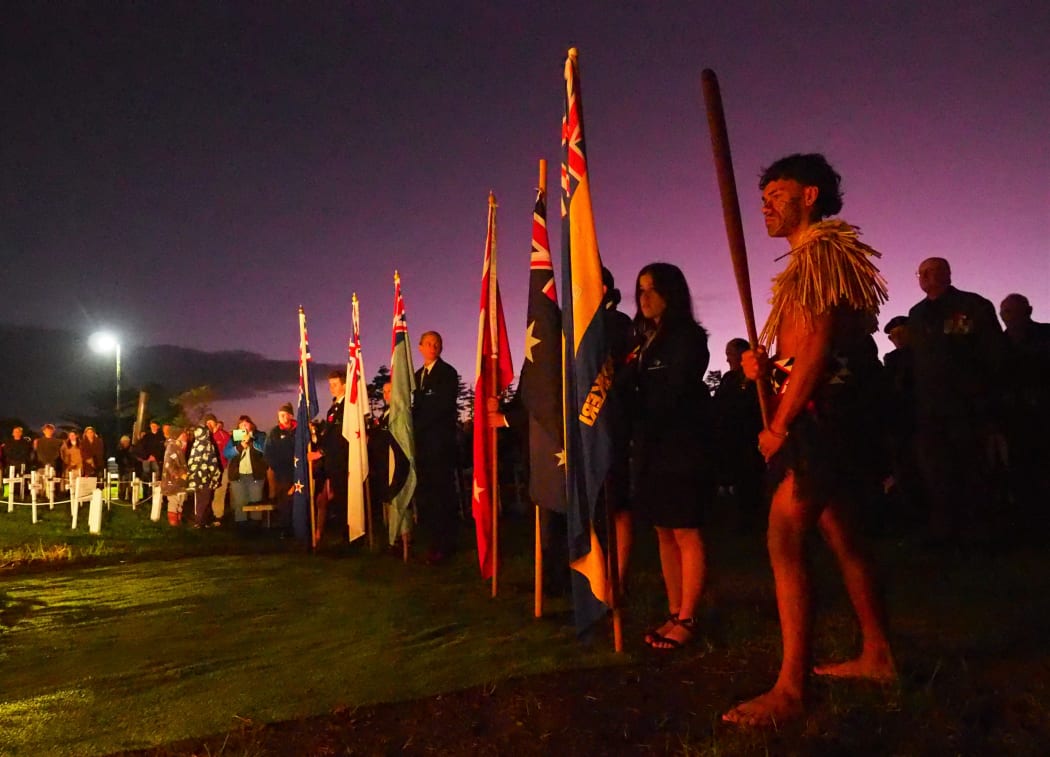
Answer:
[
  {"left": 519, "top": 183, "right": 566, "bottom": 515},
  {"left": 561, "top": 48, "right": 612, "bottom": 638}
]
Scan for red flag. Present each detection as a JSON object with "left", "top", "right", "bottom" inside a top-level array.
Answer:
[{"left": 472, "top": 193, "right": 514, "bottom": 579}]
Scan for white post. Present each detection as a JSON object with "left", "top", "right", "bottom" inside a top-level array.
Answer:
[
  {"left": 46, "top": 467, "right": 56, "bottom": 510},
  {"left": 6, "top": 465, "right": 14, "bottom": 513},
  {"left": 30, "top": 470, "right": 39, "bottom": 524},
  {"left": 150, "top": 484, "right": 163, "bottom": 522},
  {"left": 70, "top": 471, "right": 79, "bottom": 529},
  {"left": 88, "top": 489, "right": 103, "bottom": 534}
]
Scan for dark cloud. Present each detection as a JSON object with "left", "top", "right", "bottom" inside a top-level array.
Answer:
[{"left": 0, "top": 323, "right": 338, "bottom": 426}]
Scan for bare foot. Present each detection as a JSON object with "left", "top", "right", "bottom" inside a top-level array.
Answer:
[
  {"left": 813, "top": 650, "right": 897, "bottom": 682},
  {"left": 722, "top": 687, "right": 803, "bottom": 727},
  {"left": 648, "top": 618, "right": 695, "bottom": 650},
  {"left": 643, "top": 613, "right": 679, "bottom": 646}
]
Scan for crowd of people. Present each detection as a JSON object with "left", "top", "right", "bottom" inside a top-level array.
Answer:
[{"left": 2, "top": 152, "right": 1047, "bottom": 727}]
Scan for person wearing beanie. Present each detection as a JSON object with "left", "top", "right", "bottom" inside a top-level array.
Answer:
[{"left": 265, "top": 402, "right": 298, "bottom": 535}]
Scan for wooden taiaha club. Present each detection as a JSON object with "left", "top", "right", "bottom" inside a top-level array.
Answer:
[{"left": 700, "top": 68, "right": 771, "bottom": 428}]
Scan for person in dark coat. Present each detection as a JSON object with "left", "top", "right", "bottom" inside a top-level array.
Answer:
[
  {"left": 412, "top": 331, "right": 461, "bottom": 563},
  {"left": 712, "top": 338, "right": 765, "bottom": 532},
  {"left": 601, "top": 267, "right": 636, "bottom": 591},
  {"left": 367, "top": 382, "right": 410, "bottom": 514},
  {"left": 81, "top": 426, "right": 105, "bottom": 478},
  {"left": 138, "top": 420, "right": 166, "bottom": 482},
  {"left": 628, "top": 262, "right": 715, "bottom": 650},
  {"left": 264, "top": 403, "right": 298, "bottom": 535},
  {"left": 313, "top": 371, "right": 351, "bottom": 544},
  {"left": 998, "top": 293, "right": 1050, "bottom": 527},
  {"left": 113, "top": 434, "right": 138, "bottom": 500},
  {"left": 33, "top": 424, "right": 64, "bottom": 474},
  {"left": 3, "top": 426, "right": 34, "bottom": 474},
  {"left": 908, "top": 257, "right": 1005, "bottom": 545}
]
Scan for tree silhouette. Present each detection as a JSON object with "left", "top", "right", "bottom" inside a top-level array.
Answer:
[
  {"left": 704, "top": 370, "right": 723, "bottom": 395},
  {"left": 368, "top": 365, "right": 391, "bottom": 417},
  {"left": 170, "top": 385, "right": 216, "bottom": 428}
]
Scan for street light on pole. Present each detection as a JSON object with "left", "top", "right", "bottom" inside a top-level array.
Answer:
[{"left": 89, "top": 331, "right": 121, "bottom": 439}]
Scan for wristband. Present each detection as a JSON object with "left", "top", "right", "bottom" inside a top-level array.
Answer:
[{"left": 768, "top": 427, "right": 789, "bottom": 440}]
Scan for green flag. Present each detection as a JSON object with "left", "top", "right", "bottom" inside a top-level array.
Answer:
[{"left": 387, "top": 272, "right": 417, "bottom": 545}]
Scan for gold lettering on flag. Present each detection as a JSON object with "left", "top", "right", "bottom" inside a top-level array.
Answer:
[{"left": 578, "top": 358, "right": 614, "bottom": 426}]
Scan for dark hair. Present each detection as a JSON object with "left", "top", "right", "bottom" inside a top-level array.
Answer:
[
  {"left": 633, "top": 262, "right": 700, "bottom": 333},
  {"left": 759, "top": 153, "right": 843, "bottom": 220},
  {"left": 419, "top": 331, "right": 443, "bottom": 349},
  {"left": 601, "top": 266, "right": 622, "bottom": 309},
  {"left": 883, "top": 315, "right": 909, "bottom": 334},
  {"left": 328, "top": 369, "right": 346, "bottom": 383},
  {"left": 727, "top": 337, "right": 751, "bottom": 354}
]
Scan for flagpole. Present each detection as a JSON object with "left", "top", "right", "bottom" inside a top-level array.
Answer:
[
  {"left": 349, "top": 292, "right": 373, "bottom": 549},
  {"left": 300, "top": 306, "right": 318, "bottom": 551},
  {"left": 488, "top": 191, "right": 501, "bottom": 599},
  {"left": 392, "top": 270, "right": 414, "bottom": 565},
  {"left": 364, "top": 476, "right": 374, "bottom": 551},
  {"left": 603, "top": 481, "right": 623, "bottom": 652},
  {"left": 534, "top": 160, "right": 546, "bottom": 619}
]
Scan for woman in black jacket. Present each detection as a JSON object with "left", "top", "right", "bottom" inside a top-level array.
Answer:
[{"left": 630, "top": 262, "right": 714, "bottom": 650}]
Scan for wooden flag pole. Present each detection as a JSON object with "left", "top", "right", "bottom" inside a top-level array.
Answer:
[
  {"left": 534, "top": 505, "right": 543, "bottom": 617},
  {"left": 604, "top": 482, "right": 623, "bottom": 653},
  {"left": 489, "top": 191, "right": 501, "bottom": 599},
  {"left": 300, "top": 306, "right": 319, "bottom": 550},
  {"left": 534, "top": 159, "right": 547, "bottom": 619},
  {"left": 700, "top": 69, "right": 771, "bottom": 428},
  {"left": 364, "top": 476, "right": 375, "bottom": 551}
]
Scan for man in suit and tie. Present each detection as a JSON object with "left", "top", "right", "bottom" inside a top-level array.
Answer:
[{"left": 413, "top": 331, "right": 460, "bottom": 563}]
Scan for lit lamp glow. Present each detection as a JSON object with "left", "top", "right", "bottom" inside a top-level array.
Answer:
[{"left": 89, "top": 331, "right": 122, "bottom": 438}]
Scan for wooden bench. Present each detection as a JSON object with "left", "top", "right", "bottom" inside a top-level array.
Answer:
[{"left": 242, "top": 503, "right": 276, "bottom": 527}]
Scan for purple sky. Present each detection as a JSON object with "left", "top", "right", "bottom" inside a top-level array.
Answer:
[{"left": 5, "top": 2, "right": 1048, "bottom": 423}]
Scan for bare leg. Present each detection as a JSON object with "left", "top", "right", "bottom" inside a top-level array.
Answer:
[
  {"left": 648, "top": 527, "right": 682, "bottom": 641},
  {"left": 651, "top": 528, "right": 706, "bottom": 648},
  {"left": 724, "top": 473, "right": 811, "bottom": 726},
  {"left": 813, "top": 504, "right": 896, "bottom": 681}
]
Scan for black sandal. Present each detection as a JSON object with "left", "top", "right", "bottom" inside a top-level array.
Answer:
[
  {"left": 643, "top": 612, "right": 678, "bottom": 646},
  {"left": 648, "top": 616, "right": 696, "bottom": 651}
]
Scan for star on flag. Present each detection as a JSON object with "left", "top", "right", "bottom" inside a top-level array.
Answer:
[{"left": 523, "top": 320, "right": 541, "bottom": 363}]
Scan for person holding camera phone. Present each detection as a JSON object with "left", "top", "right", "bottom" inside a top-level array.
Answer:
[{"left": 223, "top": 415, "right": 268, "bottom": 526}]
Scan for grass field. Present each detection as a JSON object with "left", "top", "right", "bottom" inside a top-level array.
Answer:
[
  {"left": 0, "top": 505, "right": 616, "bottom": 756},
  {"left": 3, "top": 498, "right": 1050, "bottom": 755}
]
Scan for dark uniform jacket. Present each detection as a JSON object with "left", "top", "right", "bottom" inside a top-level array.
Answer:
[
  {"left": 629, "top": 321, "right": 712, "bottom": 482},
  {"left": 908, "top": 286, "right": 1004, "bottom": 424},
  {"left": 412, "top": 358, "right": 459, "bottom": 467}
]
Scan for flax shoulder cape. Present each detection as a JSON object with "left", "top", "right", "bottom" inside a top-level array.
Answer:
[{"left": 759, "top": 219, "right": 888, "bottom": 348}]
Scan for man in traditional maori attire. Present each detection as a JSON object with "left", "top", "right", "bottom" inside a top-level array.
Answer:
[{"left": 723, "top": 153, "right": 896, "bottom": 726}]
